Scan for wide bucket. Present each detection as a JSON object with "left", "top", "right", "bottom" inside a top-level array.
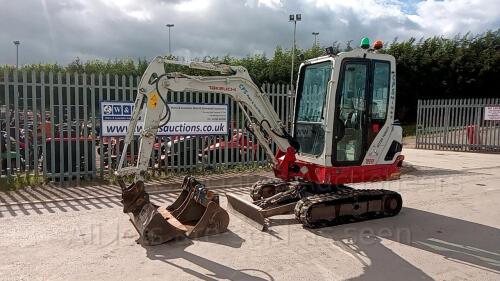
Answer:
[
  {"left": 129, "top": 203, "right": 187, "bottom": 245},
  {"left": 120, "top": 180, "right": 186, "bottom": 245}
]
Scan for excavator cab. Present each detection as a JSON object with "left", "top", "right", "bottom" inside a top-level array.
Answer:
[{"left": 293, "top": 50, "right": 399, "bottom": 170}]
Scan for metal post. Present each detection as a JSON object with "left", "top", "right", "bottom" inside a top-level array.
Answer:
[
  {"left": 289, "top": 14, "right": 301, "bottom": 91},
  {"left": 13, "top": 41, "right": 20, "bottom": 68},
  {"left": 166, "top": 24, "right": 174, "bottom": 56},
  {"left": 290, "top": 21, "right": 295, "bottom": 89}
]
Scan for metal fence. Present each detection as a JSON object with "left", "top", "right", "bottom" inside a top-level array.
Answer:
[
  {"left": 416, "top": 98, "right": 500, "bottom": 152},
  {"left": 0, "top": 70, "right": 295, "bottom": 183}
]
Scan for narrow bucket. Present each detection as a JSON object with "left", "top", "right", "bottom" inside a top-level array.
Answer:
[
  {"left": 166, "top": 176, "right": 196, "bottom": 212},
  {"left": 169, "top": 178, "right": 229, "bottom": 238}
]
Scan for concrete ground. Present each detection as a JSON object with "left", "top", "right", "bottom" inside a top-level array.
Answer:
[{"left": 1, "top": 148, "right": 499, "bottom": 281}]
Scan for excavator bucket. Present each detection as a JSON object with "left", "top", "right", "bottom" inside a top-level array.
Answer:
[
  {"left": 119, "top": 176, "right": 229, "bottom": 245},
  {"left": 169, "top": 176, "right": 230, "bottom": 238},
  {"left": 120, "top": 180, "right": 187, "bottom": 245}
]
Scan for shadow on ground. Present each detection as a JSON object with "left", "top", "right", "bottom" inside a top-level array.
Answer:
[
  {"left": 145, "top": 231, "right": 275, "bottom": 281},
  {"left": 0, "top": 181, "right": 252, "bottom": 217},
  {"left": 309, "top": 207, "right": 500, "bottom": 280}
]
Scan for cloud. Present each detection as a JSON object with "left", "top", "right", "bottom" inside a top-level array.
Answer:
[
  {"left": 408, "top": 0, "right": 500, "bottom": 35},
  {"left": 0, "top": 0, "right": 498, "bottom": 65}
]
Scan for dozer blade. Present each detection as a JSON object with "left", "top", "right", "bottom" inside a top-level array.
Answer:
[
  {"left": 226, "top": 193, "right": 268, "bottom": 231},
  {"left": 226, "top": 193, "right": 298, "bottom": 231},
  {"left": 172, "top": 178, "right": 229, "bottom": 238}
]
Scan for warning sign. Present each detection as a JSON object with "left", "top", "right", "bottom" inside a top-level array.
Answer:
[{"left": 485, "top": 106, "right": 500, "bottom": 121}]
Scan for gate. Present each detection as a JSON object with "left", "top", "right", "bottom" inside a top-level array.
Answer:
[
  {"left": 0, "top": 70, "right": 295, "bottom": 183},
  {"left": 416, "top": 98, "right": 500, "bottom": 152}
]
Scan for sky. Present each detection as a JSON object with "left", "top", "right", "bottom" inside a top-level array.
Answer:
[{"left": 0, "top": 0, "right": 499, "bottom": 65}]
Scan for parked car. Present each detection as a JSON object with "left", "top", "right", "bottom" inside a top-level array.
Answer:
[
  {"left": 163, "top": 136, "right": 199, "bottom": 167},
  {"left": 98, "top": 137, "right": 171, "bottom": 169},
  {"left": 200, "top": 131, "right": 260, "bottom": 165}
]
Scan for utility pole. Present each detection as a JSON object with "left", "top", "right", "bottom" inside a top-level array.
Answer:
[
  {"left": 165, "top": 24, "right": 174, "bottom": 56},
  {"left": 13, "top": 41, "right": 20, "bottom": 69},
  {"left": 312, "top": 32, "right": 319, "bottom": 47},
  {"left": 289, "top": 14, "right": 301, "bottom": 91}
]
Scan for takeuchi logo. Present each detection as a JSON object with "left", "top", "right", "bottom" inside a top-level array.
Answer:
[{"left": 208, "top": 85, "right": 236, "bottom": 92}]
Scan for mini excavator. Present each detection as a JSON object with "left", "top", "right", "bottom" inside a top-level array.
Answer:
[{"left": 115, "top": 38, "right": 404, "bottom": 245}]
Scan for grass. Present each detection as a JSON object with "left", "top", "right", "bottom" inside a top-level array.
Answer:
[
  {"left": 0, "top": 174, "right": 46, "bottom": 191},
  {"left": 111, "top": 163, "right": 272, "bottom": 185}
]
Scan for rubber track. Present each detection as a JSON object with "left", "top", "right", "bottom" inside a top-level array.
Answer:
[
  {"left": 250, "top": 178, "right": 289, "bottom": 201},
  {"left": 294, "top": 189, "right": 402, "bottom": 228}
]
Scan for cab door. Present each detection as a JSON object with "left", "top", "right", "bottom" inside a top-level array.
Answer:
[
  {"left": 332, "top": 59, "right": 370, "bottom": 166},
  {"left": 332, "top": 58, "right": 392, "bottom": 166}
]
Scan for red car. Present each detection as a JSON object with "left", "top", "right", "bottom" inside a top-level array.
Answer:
[{"left": 201, "top": 131, "right": 260, "bottom": 164}]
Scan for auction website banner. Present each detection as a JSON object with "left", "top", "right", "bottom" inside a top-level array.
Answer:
[{"left": 101, "top": 101, "right": 229, "bottom": 137}]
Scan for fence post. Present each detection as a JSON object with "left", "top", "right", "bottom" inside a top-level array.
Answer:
[
  {"left": 48, "top": 72, "right": 55, "bottom": 181},
  {"left": 98, "top": 73, "right": 104, "bottom": 178},
  {"left": 443, "top": 99, "right": 450, "bottom": 149},
  {"left": 75, "top": 73, "right": 81, "bottom": 184},
  {"left": 83, "top": 73, "right": 90, "bottom": 180},
  {"left": 90, "top": 74, "right": 97, "bottom": 179},
  {"left": 22, "top": 71, "right": 29, "bottom": 177},
  {"left": 4, "top": 71, "right": 12, "bottom": 177},
  {"left": 416, "top": 99, "right": 421, "bottom": 148},
  {"left": 13, "top": 71, "right": 20, "bottom": 173}
]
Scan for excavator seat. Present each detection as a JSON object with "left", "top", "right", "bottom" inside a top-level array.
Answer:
[{"left": 119, "top": 176, "right": 229, "bottom": 245}]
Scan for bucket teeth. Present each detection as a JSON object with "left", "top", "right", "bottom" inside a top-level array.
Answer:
[{"left": 121, "top": 176, "right": 229, "bottom": 245}]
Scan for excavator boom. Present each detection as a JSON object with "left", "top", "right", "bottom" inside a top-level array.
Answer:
[{"left": 115, "top": 56, "right": 296, "bottom": 244}]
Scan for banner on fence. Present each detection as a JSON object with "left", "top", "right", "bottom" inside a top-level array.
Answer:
[
  {"left": 485, "top": 106, "right": 500, "bottom": 121},
  {"left": 101, "top": 101, "right": 229, "bottom": 137}
]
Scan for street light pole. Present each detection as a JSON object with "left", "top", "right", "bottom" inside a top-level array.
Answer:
[
  {"left": 166, "top": 24, "right": 174, "bottom": 56},
  {"left": 289, "top": 14, "right": 301, "bottom": 91},
  {"left": 312, "top": 32, "right": 319, "bottom": 47},
  {"left": 13, "top": 41, "right": 20, "bottom": 69}
]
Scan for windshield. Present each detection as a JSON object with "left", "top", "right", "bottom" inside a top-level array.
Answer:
[{"left": 294, "top": 61, "right": 332, "bottom": 156}]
